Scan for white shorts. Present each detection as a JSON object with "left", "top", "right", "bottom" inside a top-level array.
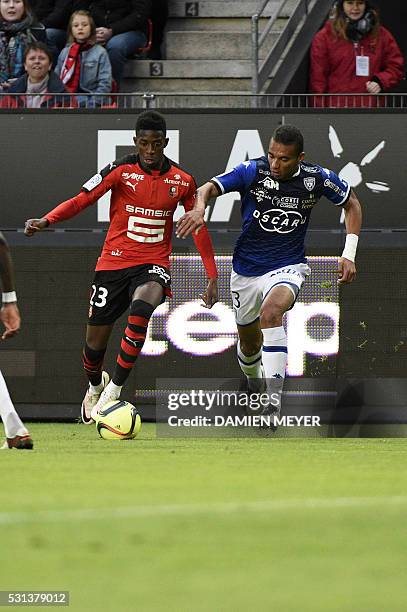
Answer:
[{"left": 230, "top": 263, "right": 311, "bottom": 326}]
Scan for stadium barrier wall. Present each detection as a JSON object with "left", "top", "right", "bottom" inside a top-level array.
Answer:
[{"left": 0, "top": 112, "right": 406, "bottom": 230}]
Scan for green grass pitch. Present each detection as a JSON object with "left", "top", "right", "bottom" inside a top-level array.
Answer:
[{"left": 1, "top": 424, "right": 407, "bottom": 611}]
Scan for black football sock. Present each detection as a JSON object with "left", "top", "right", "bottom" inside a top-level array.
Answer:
[{"left": 82, "top": 344, "right": 106, "bottom": 386}]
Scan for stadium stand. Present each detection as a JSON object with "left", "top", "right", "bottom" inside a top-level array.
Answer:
[{"left": 122, "top": 0, "right": 296, "bottom": 96}]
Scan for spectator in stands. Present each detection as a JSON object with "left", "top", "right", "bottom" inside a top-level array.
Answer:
[
  {"left": 56, "top": 10, "right": 111, "bottom": 107},
  {"left": 0, "top": 40, "right": 74, "bottom": 107},
  {"left": 0, "top": 0, "right": 46, "bottom": 89},
  {"left": 73, "top": 0, "right": 151, "bottom": 86},
  {"left": 309, "top": 0, "right": 404, "bottom": 107},
  {"left": 29, "top": 1, "right": 72, "bottom": 64}
]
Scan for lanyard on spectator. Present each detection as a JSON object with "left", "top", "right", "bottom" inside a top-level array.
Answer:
[{"left": 354, "top": 43, "right": 369, "bottom": 76}]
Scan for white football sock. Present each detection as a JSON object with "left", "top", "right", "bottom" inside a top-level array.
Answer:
[
  {"left": 237, "top": 342, "right": 263, "bottom": 390},
  {"left": 105, "top": 381, "right": 122, "bottom": 396},
  {"left": 262, "top": 326, "right": 287, "bottom": 383},
  {"left": 90, "top": 380, "right": 104, "bottom": 394},
  {"left": 0, "top": 370, "right": 28, "bottom": 438}
]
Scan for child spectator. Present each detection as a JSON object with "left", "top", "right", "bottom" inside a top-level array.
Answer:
[
  {"left": 73, "top": 0, "right": 151, "bottom": 86},
  {"left": 1, "top": 40, "right": 73, "bottom": 107},
  {"left": 309, "top": 0, "right": 404, "bottom": 108},
  {"left": 56, "top": 9, "right": 111, "bottom": 107},
  {"left": 0, "top": 0, "right": 46, "bottom": 89}
]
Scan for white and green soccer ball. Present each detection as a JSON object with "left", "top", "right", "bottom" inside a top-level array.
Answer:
[{"left": 96, "top": 400, "right": 142, "bottom": 440}]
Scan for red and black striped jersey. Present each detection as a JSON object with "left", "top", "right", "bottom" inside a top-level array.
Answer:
[{"left": 45, "top": 155, "right": 217, "bottom": 278}]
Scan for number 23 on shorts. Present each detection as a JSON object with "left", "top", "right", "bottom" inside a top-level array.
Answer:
[{"left": 90, "top": 284, "right": 108, "bottom": 308}]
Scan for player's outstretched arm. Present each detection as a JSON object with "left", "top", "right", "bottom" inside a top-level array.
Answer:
[
  {"left": 24, "top": 170, "right": 117, "bottom": 237},
  {"left": 24, "top": 217, "right": 50, "bottom": 236},
  {"left": 338, "top": 190, "right": 362, "bottom": 284},
  {"left": 176, "top": 182, "right": 218, "bottom": 238}
]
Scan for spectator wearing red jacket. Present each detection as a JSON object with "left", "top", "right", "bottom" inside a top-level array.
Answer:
[{"left": 309, "top": 0, "right": 404, "bottom": 108}]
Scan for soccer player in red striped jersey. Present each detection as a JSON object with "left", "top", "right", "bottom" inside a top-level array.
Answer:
[{"left": 25, "top": 111, "right": 218, "bottom": 423}]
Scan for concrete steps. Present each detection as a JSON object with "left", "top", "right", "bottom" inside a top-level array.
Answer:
[
  {"left": 168, "top": 0, "right": 297, "bottom": 18},
  {"left": 165, "top": 30, "right": 278, "bottom": 60},
  {"left": 124, "top": 59, "right": 252, "bottom": 79},
  {"left": 122, "top": 0, "right": 295, "bottom": 100},
  {"left": 167, "top": 17, "right": 273, "bottom": 32}
]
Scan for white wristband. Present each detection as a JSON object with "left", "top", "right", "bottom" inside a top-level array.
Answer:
[
  {"left": 341, "top": 234, "right": 358, "bottom": 263},
  {"left": 2, "top": 291, "right": 17, "bottom": 303}
]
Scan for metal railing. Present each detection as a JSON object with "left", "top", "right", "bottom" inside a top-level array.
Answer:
[
  {"left": 251, "top": 0, "right": 309, "bottom": 94},
  {"left": 251, "top": 0, "right": 334, "bottom": 94},
  {"left": 1, "top": 92, "right": 406, "bottom": 110}
]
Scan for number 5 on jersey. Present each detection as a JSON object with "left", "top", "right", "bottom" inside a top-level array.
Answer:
[{"left": 127, "top": 215, "right": 166, "bottom": 243}]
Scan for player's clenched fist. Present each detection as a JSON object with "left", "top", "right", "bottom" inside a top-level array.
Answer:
[{"left": 24, "top": 218, "right": 49, "bottom": 236}]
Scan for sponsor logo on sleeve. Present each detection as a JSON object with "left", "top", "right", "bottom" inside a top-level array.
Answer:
[
  {"left": 324, "top": 178, "right": 346, "bottom": 198},
  {"left": 301, "top": 165, "right": 319, "bottom": 173},
  {"left": 83, "top": 173, "right": 103, "bottom": 191}
]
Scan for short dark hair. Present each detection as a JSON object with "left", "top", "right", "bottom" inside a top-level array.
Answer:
[
  {"left": 136, "top": 111, "right": 166, "bottom": 135},
  {"left": 272, "top": 125, "right": 304, "bottom": 156},
  {"left": 24, "top": 42, "right": 53, "bottom": 65}
]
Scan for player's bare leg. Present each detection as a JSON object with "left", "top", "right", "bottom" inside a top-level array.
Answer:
[
  {"left": 91, "top": 282, "right": 164, "bottom": 418},
  {"left": 81, "top": 324, "right": 114, "bottom": 424}
]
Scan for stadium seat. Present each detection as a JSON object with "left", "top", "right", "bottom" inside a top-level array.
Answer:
[{"left": 135, "top": 18, "right": 153, "bottom": 58}]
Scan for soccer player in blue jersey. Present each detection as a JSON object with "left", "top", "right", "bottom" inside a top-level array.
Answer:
[{"left": 177, "top": 124, "right": 362, "bottom": 419}]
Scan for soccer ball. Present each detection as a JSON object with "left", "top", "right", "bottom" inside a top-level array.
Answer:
[{"left": 96, "top": 400, "right": 141, "bottom": 440}]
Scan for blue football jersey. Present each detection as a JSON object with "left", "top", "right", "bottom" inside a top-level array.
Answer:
[{"left": 212, "top": 157, "right": 350, "bottom": 276}]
